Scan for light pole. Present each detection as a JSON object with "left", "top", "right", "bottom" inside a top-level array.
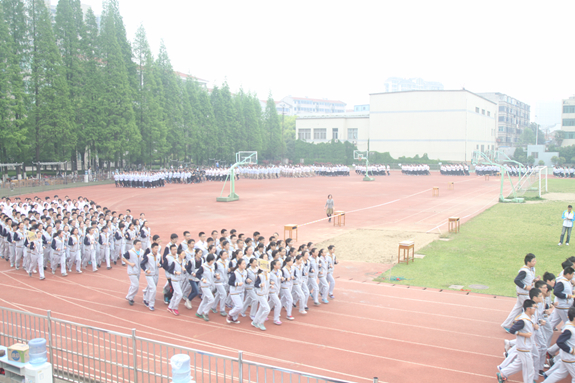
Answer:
[{"left": 535, "top": 115, "right": 538, "bottom": 145}]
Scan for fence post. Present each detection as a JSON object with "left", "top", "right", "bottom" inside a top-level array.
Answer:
[
  {"left": 46, "top": 310, "right": 54, "bottom": 366},
  {"left": 373, "top": 378, "right": 378, "bottom": 383},
  {"left": 238, "top": 351, "right": 243, "bottom": 383},
  {"left": 132, "top": 328, "right": 138, "bottom": 383}
]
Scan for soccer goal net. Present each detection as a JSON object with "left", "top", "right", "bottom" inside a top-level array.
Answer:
[{"left": 515, "top": 166, "right": 548, "bottom": 198}]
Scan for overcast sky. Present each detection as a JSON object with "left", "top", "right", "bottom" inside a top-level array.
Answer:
[{"left": 59, "top": 0, "right": 574, "bottom": 125}]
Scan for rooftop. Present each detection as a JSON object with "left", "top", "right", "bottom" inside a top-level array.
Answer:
[{"left": 369, "top": 89, "right": 497, "bottom": 105}]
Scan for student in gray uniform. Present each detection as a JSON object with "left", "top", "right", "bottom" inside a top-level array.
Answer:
[
  {"left": 26, "top": 226, "right": 45, "bottom": 280},
  {"left": 269, "top": 260, "right": 283, "bottom": 325},
  {"left": 195, "top": 253, "right": 217, "bottom": 321},
  {"left": 67, "top": 227, "right": 82, "bottom": 273},
  {"left": 280, "top": 257, "right": 295, "bottom": 321},
  {"left": 497, "top": 299, "right": 537, "bottom": 383},
  {"left": 501, "top": 253, "right": 538, "bottom": 332},
  {"left": 253, "top": 268, "right": 271, "bottom": 331},
  {"left": 318, "top": 249, "right": 329, "bottom": 304},
  {"left": 50, "top": 230, "right": 68, "bottom": 276},
  {"left": 326, "top": 245, "right": 337, "bottom": 299},
  {"left": 241, "top": 257, "right": 259, "bottom": 320},
  {"left": 325, "top": 195, "right": 334, "bottom": 223},
  {"left": 167, "top": 249, "right": 186, "bottom": 315},
  {"left": 308, "top": 249, "right": 321, "bottom": 306},
  {"left": 549, "top": 267, "right": 574, "bottom": 332},
  {"left": 213, "top": 251, "right": 229, "bottom": 317},
  {"left": 123, "top": 240, "right": 142, "bottom": 306},
  {"left": 140, "top": 243, "right": 160, "bottom": 311},
  {"left": 99, "top": 226, "right": 112, "bottom": 269},
  {"left": 543, "top": 307, "right": 575, "bottom": 382}
]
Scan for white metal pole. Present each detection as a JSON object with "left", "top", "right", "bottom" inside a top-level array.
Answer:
[{"left": 539, "top": 169, "right": 541, "bottom": 198}]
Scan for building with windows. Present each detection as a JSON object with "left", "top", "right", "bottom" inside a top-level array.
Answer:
[
  {"left": 383, "top": 77, "right": 444, "bottom": 93},
  {"left": 296, "top": 90, "right": 497, "bottom": 162},
  {"left": 561, "top": 96, "right": 575, "bottom": 146},
  {"left": 174, "top": 71, "right": 209, "bottom": 88},
  {"left": 477, "top": 92, "right": 530, "bottom": 146},
  {"left": 354, "top": 104, "right": 370, "bottom": 112},
  {"left": 275, "top": 96, "right": 346, "bottom": 116}
]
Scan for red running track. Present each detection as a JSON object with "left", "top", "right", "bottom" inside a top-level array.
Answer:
[{"left": 0, "top": 173, "right": 539, "bottom": 382}]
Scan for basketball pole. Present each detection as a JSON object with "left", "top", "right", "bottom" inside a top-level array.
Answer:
[{"left": 217, "top": 152, "right": 257, "bottom": 202}]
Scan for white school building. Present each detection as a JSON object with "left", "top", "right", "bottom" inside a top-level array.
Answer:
[{"left": 296, "top": 90, "right": 498, "bottom": 162}]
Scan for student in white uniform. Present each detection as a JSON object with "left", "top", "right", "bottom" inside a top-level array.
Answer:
[
  {"left": 501, "top": 253, "right": 537, "bottom": 332},
  {"left": 140, "top": 242, "right": 161, "bottom": 311},
  {"left": 253, "top": 268, "right": 271, "bottom": 331},
  {"left": 123, "top": 240, "right": 142, "bottom": 306},
  {"left": 227, "top": 258, "right": 247, "bottom": 324},
  {"left": 195, "top": 253, "right": 217, "bottom": 321}
]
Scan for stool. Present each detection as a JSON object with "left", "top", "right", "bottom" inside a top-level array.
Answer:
[
  {"left": 485, "top": 174, "right": 489, "bottom": 181},
  {"left": 398, "top": 241, "right": 415, "bottom": 265},
  {"left": 432, "top": 187, "right": 439, "bottom": 197},
  {"left": 284, "top": 224, "right": 298, "bottom": 242},
  {"left": 448, "top": 182, "right": 454, "bottom": 190},
  {"left": 448, "top": 217, "right": 460, "bottom": 233},
  {"left": 333, "top": 211, "right": 345, "bottom": 227}
]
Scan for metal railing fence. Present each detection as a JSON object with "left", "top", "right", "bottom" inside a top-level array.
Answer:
[{"left": 0, "top": 306, "right": 370, "bottom": 383}]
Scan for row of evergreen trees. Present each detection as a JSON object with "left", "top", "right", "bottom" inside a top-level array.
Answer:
[{"left": 0, "top": 0, "right": 286, "bottom": 170}]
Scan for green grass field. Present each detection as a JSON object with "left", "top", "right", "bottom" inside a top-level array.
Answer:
[{"left": 376, "top": 178, "right": 575, "bottom": 297}]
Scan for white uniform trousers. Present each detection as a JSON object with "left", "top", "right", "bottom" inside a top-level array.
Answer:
[
  {"left": 196, "top": 287, "right": 215, "bottom": 315},
  {"left": 501, "top": 294, "right": 529, "bottom": 328},
  {"left": 254, "top": 294, "right": 270, "bottom": 325},
  {"left": 500, "top": 350, "right": 534, "bottom": 383},
  {"left": 126, "top": 275, "right": 140, "bottom": 301}
]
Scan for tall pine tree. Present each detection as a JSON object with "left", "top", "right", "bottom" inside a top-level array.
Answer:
[
  {"left": 27, "top": 0, "right": 74, "bottom": 168},
  {"left": 263, "top": 95, "right": 284, "bottom": 160}
]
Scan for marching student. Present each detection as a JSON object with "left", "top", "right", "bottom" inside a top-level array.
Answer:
[
  {"left": 269, "top": 259, "right": 283, "bottom": 325},
  {"left": 167, "top": 249, "right": 186, "bottom": 316},
  {"left": 318, "top": 249, "right": 329, "bottom": 304},
  {"left": 501, "top": 253, "right": 538, "bottom": 332},
  {"left": 67, "top": 227, "right": 82, "bottom": 273},
  {"left": 497, "top": 299, "right": 537, "bottom": 383},
  {"left": 292, "top": 255, "right": 307, "bottom": 314},
  {"left": 140, "top": 242, "right": 160, "bottom": 311},
  {"left": 123, "top": 239, "right": 142, "bottom": 306},
  {"left": 50, "top": 230, "right": 68, "bottom": 276},
  {"left": 184, "top": 248, "right": 202, "bottom": 309},
  {"left": 139, "top": 221, "right": 151, "bottom": 250},
  {"left": 326, "top": 245, "right": 337, "bottom": 299},
  {"left": 241, "top": 257, "right": 260, "bottom": 320},
  {"left": 308, "top": 248, "right": 321, "bottom": 306},
  {"left": 543, "top": 307, "right": 575, "bottom": 382},
  {"left": 195, "top": 253, "right": 217, "bottom": 321},
  {"left": 99, "top": 225, "right": 112, "bottom": 269},
  {"left": 253, "top": 268, "right": 271, "bottom": 331},
  {"left": 162, "top": 244, "right": 177, "bottom": 305},
  {"left": 227, "top": 258, "right": 247, "bottom": 324},
  {"left": 83, "top": 227, "right": 98, "bottom": 272},
  {"left": 213, "top": 251, "right": 229, "bottom": 317},
  {"left": 26, "top": 225, "right": 45, "bottom": 280},
  {"left": 13, "top": 222, "right": 24, "bottom": 270},
  {"left": 114, "top": 222, "right": 125, "bottom": 265},
  {"left": 300, "top": 251, "right": 311, "bottom": 309},
  {"left": 280, "top": 256, "right": 295, "bottom": 321},
  {"left": 549, "top": 266, "right": 575, "bottom": 332}
]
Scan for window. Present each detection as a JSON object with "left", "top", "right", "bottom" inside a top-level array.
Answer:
[
  {"left": 475, "top": 107, "right": 480, "bottom": 113},
  {"left": 481, "top": 109, "right": 485, "bottom": 115},
  {"left": 298, "top": 129, "right": 311, "bottom": 140},
  {"left": 332, "top": 128, "right": 338, "bottom": 140},
  {"left": 564, "top": 106, "right": 575, "bottom": 114},
  {"left": 499, "top": 106, "right": 505, "bottom": 112},
  {"left": 498, "top": 116, "right": 505, "bottom": 122},
  {"left": 313, "top": 128, "right": 326, "bottom": 140},
  {"left": 487, "top": 111, "right": 491, "bottom": 117},
  {"left": 499, "top": 126, "right": 504, "bottom": 132},
  {"left": 563, "top": 119, "right": 575, "bottom": 127},
  {"left": 348, "top": 128, "right": 358, "bottom": 140}
]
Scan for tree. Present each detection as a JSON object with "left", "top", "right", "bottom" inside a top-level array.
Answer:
[
  {"left": 513, "top": 147, "right": 526, "bottom": 163},
  {"left": 99, "top": 2, "right": 140, "bottom": 166},
  {"left": 195, "top": 87, "right": 216, "bottom": 164},
  {"left": 538, "top": 160, "right": 545, "bottom": 166},
  {"left": 555, "top": 131, "right": 565, "bottom": 146},
  {"left": 551, "top": 156, "right": 559, "bottom": 165},
  {"left": 559, "top": 157, "right": 566, "bottom": 165},
  {"left": 526, "top": 155, "right": 535, "bottom": 165},
  {"left": 263, "top": 95, "right": 284, "bottom": 160},
  {"left": 0, "top": 1, "right": 27, "bottom": 162},
  {"left": 27, "top": 0, "right": 75, "bottom": 170},
  {"left": 210, "top": 82, "right": 239, "bottom": 162},
  {"left": 2, "top": 0, "right": 28, "bottom": 69},
  {"left": 132, "top": 24, "right": 165, "bottom": 164}
]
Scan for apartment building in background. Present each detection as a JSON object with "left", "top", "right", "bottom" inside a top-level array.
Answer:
[
  {"left": 383, "top": 77, "right": 444, "bottom": 93},
  {"left": 561, "top": 96, "right": 575, "bottom": 146},
  {"left": 477, "top": 92, "right": 530, "bottom": 147}
]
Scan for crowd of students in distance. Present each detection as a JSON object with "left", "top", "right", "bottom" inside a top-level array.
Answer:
[
  {"left": 497, "top": 253, "right": 575, "bottom": 382},
  {"left": 0, "top": 195, "right": 338, "bottom": 332},
  {"left": 354, "top": 165, "right": 390, "bottom": 176}
]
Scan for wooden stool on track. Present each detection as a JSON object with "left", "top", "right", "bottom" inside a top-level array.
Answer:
[
  {"left": 432, "top": 187, "right": 439, "bottom": 197},
  {"left": 398, "top": 241, "right": 415, "bottom": 265},
  {"left": 284, "top": 224, "right": 298, "bottom": 242},
  {"left": 485, "top": 174, "right": 489, "bottom": 181},
  {"left": 333, "top": 211, "right": 345, "bottom": 227},
  {"left": 448, "top": 217, "right": 460, "bottom": 233},
  {"left": 448, "top": 182, "right": 454, "bottom": 190}
]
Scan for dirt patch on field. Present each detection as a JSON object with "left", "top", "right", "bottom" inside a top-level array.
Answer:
[
  {"left": 544, "top": 193, "right": 575, "bottom": 202},
  {"left": 314, "top": 228, "right": 439, "bottom": 264}
]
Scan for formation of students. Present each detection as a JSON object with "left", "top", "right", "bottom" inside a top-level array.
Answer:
[
  {"left": 497, "top": 253, "right": 575, "bottom": 382},
  {"left": 439, "top": 164, "right": 469, "bottom": 176},
  {"left": 401, "top": 164, "right": 430, "bottom": 176},
  {"left": 553, "top": 166, "right": 575, "bottom": 178},
  {"left": 354, "top": 165, "right": 390, "bottom": 176},
  {"left": 128, "top": 231, "right": 338, "bottom": 331},
  {"left": 0, "top": 196, "right": 338, "bottom": 331},
  {"left": 474, "top": 164, "right": 500, "bottom": 176}
]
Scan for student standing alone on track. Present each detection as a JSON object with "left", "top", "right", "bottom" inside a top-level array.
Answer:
[
  {"left": 559, "top": 205, "right": 574, "bottom": 246},
  {"left": 325, "top": 195, "right": 334, "bottom": 223}
]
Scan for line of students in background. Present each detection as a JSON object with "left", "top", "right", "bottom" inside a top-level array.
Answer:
[
  {"left": 354, "top": 165, "right": 390, "bottom": 176},
  {"left": 553, "top": 166, "right": 575, "bottom": 178},
  {"left": 497, "top": 253, "right": 575, "bottom": 382},
  {"left": 124, "top": 230, "right": 338, "bottom": 331},
  {"left": 439, "top": 164, "right": 469, "bottom": 176},
  {"left": 401, "top": 164, "right": 430, "bottom": 176}
]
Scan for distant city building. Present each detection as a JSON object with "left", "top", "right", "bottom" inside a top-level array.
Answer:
[
  {"left": 561, "top": 95, "right": 575, "bottom": 146},
  {"left": 274, "top": 96, "right": 346, "bottom": 116},
  {"left": 174, "top": 72, "right": 209, "bottom": 88},
  {"left": 533, "top": 101, "right": 562, "bottom": 128},
  {"left": 296, "top": 90, "right": 496, "bottom": 162},
  {"left": 383, "top": 77, "right": 444, "bottom": 93},
  {"left": 477, "top": 92, "right": 530, "bottom": 147},
  {"left": 354, "top": 104, "right": 370, "bottom": 112}
]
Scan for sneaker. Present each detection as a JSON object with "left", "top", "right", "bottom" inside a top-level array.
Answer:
[
  {"left": 144, "top": 300, "right": 149, "bottom": 307},
  {"left": 33, "top": 270, "right": 37, "bottom": 274},
  {"left": 77, "top": 270, "right": 82, "bottom": 274},
  {"left": 10, "top": 264, "right": 13, "bottom": 268},
  {"left": 129, "top": 300, "right": 134, "bottom": 306},
  {"left": 502, "top": 327, "right": 511, "bottom": 333},
  {"left": 107, "top": 267, "right": 112, "bottom": 270},
  {"left": 568, "top": 243, "right": 570, "bottom": 246},
  {"left": 114, "top": 261, "right": 117, "bottom": 265},
  {"left": 251, "top": 321, "right": 257, "bottom": 327},
  {"left": 167, "top": 308, "right": 174, "bottom": 314},
  {"left": 220, "top": 311, "right": 227, "bottom": 317},
  {"left": 299, "top": 310, "right": 307, "bottom": 315},
  {"left": 504, "top": 339, "right": 511, "bottom": 353},
  {"left": 286, "top": 316, "right": 295, "bottom": 321},
  {"left": 258, "top": 323, "right": 267, "bottom": 331},
  {"left": 195, "top": 312, "right": 203, "bottom": 319},
  {"left": 538, "top": 370, "right": 545, "bottom": 377},
  {"left": 240, "top": 312, "right": 246, "bottom": 317},
  {"left": 203, "top": 314, "right": 209, "bottom": 321},
  {"left": 559, "top": 242, "right": 562, "bottom": 246},
  {"left": 496, "top": 372, "right": 507, "bottom": 382},
  {"left": 305, "top": 307, "right": 309, "bottom": 310},
  {"left": 226, "top": 315, "right": 234, "bottom": 324},
  {"left": 322, "top": 299, "right": 329, "bottom": 304},
  {"left": 184, "top": 300, "right": 192, "bottom": 309},
  {"left": 164, "top": 297, "right": 169, "bottom": 305},
  {"left": 149, "top": 306, "right": 155, "bottom": 311},
  {"left": 211, "top": 308, "right": 218, "bottom": 314},
  {"left": 173, "top": 309, "right": 180, "bottom": 316},
  {"left": 274, "top": 320, "right": 282, "bottom": 325},
  {"left": 329, "top": 294, "right": 335, "bottom": 299},
  {"left": 314, "top": 301, "right": 320, "bottom": 306},
  {"left": 62, "top": 273, "right": 68, "bottom": 277}
]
